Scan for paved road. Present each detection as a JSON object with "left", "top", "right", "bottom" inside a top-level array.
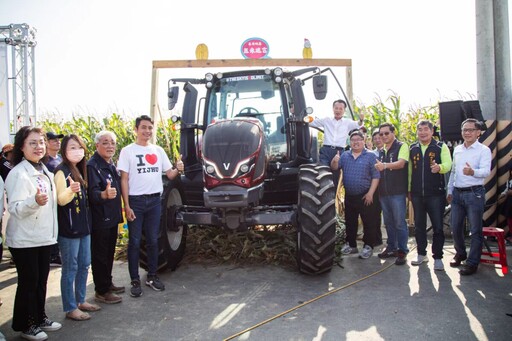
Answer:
[{"left": 1, "top": 237, "right": 511, "bottom": 341}]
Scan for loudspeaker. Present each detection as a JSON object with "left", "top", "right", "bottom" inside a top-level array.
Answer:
[
  {"left": 439, "top": 100, "right": 465, "bottom": 141},
  {"left": 462, "top": 100, "right": 484, "bottom": 122}
]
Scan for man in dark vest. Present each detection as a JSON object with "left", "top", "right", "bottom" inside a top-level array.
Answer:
[
  {"left": 374, "top": 123, "right": 410, "bottom": 265},
  {"left": 409, "top": 120, "right": 452, "bottom": 271}
]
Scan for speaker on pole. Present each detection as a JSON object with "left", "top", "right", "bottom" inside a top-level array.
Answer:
[{"left": 439, "top": 100, "right": 465, "bottom": 141}]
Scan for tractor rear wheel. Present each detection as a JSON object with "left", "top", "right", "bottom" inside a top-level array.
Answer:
[
  {"left": 139, "top": 185, "right": 187, "bottom": 272},
  {"left": 296, "top": 164, "right": 337, "bottom": 274}
]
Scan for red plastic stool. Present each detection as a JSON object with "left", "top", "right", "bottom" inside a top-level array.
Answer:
[{"left": 481, "top": 227, "right": 508, "bottom": 275}]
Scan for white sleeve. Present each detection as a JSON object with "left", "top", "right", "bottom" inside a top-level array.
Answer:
[
  {"left": 117, "top": 146, "right": 130, "bottom": 173},
  {"left": 159, "top": 147, "right": 173, "bottom": 172}
]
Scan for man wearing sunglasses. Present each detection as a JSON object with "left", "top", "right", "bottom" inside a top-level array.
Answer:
[
  {"left": 447, "top": 118, "right": 491, "bottom": 276},
  {"left": 374, "top": 123, "right": 410, "bottom": 265}
]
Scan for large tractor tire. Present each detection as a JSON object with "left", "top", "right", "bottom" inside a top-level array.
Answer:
[
  {"left": 296, "top": 164, "right": 337, "bottom": 275},
  {"left": 139, "top": 185, "right": 187, "bottom": 272}
]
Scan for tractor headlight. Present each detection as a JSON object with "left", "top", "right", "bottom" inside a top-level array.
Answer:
[
  {"left": 273, "top": 67, "right": 283, "bottom": 83},
  {"left": 206, "top": 165, "right": 215, "bottom": 174},
  {"left": 240, "top": 164, "right": 249, "bottom": 173}
]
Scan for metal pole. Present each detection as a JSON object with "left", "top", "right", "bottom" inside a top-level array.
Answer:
[
  {"left": 493, "top": 0, "right": 512, "bottom": 228},
  {"left": 476, "top": 0, "right": 498, "bottom": 226}
]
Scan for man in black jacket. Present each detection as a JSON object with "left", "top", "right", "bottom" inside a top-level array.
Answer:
[
  {"left": 374, "top": 123, "right": 410, "bottom": 265},
  {"left": 409, "top": 120, "right": 452, "bottom": 271},
  {"left": 87, "top": 130, "right": 125, "bottom": 304}
]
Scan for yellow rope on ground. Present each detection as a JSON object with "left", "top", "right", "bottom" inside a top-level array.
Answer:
[{"left": 223, "top": 245, "right": 417, "bottom": 341}]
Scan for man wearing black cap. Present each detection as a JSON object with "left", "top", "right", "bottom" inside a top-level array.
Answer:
[
  {"left": 1, "top": 143, "right": 14, "bottom": 181},
  {"left": 45, "top": 132, "right": 64, "bottom": 173},
  {"left": 45, "top": 132, "right": 64, "bottom": 267}
]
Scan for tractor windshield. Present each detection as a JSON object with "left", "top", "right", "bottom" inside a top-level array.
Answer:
[{"left": 206, "top": 74, "right": 288, "bottom": 161}]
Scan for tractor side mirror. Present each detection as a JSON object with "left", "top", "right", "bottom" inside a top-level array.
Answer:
[
  {"left": 168, "top": 86, "right": 180, "bottom": 110},
  {"left": 313, "top": 75, "right": 327, "bottom": 100}
]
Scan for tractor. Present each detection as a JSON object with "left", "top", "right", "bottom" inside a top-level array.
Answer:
[{"left": 151, "top": 63, "right": 354, "bottom": 275}]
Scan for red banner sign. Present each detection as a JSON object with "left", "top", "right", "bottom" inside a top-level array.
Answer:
[{"left": 241, "top": 38, "right": 269, "bottom": 59}]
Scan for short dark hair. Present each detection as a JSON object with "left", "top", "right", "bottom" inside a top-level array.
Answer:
[
  {"left": 371, "top": 129, "right": 380, "bottom": 138},
  {"left": 135, "top": 115, "right": 154, "bottom": 128},
  {"left": 461, "top": 118, "right": 484, "bottom": 130},
  {"left": 379, "top": 122, "right": 395, "bottom": 133},
  {"left": 416, "top": 120, "right": 434, "bottom": 130},
  {"left": 349, "top": 130, "right": 364, "bottom": 140},
  {"left": 332, "top": 99, "right": 347, "bottom": 108}
]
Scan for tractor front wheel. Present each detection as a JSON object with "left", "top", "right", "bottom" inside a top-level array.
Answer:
[{"left": 296, "top": 164, "right": 337, "bottom": 275}]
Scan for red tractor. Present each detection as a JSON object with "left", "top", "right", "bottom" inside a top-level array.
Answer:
[{"left": 150, "top": 62, "right": 354, "bottom": 275}]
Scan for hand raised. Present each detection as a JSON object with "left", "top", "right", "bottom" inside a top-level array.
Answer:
[
  {"left": 176, "top": 154, "right": 184, "bottom": 172},
  {"left": 67, "top": 176, "right": 81, "bottom": 193},
  {"left": 430, "top": 161, "right": 441, "bottom": 173},
  {"left": 35, "top": 188, "right": 49, "bottom": 206},
  {"left": 105, "top": 179, "right": 117, "bottom": 199},
  {"left": 375, "top": 159, "right": 385, "bottom": 171},
  {"left": 462, "top": 162, "right": 474, "bottom": 176}
]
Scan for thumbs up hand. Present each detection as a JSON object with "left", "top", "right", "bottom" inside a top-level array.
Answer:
[
  {"left": 330, "top": 151, "right": 341, "bottom": 170},
  {"left": 463, "top": 162, "right": 474, "bottom": 176},
  {"left": 375, "top": 159, "right": 385, "bottom": 171},
  {"left": 67, "top": 176, "right": 81, "bottom": 193},
  {"left": 104, "top": 179, "right": 117, "bottom": 199},
  {"left": 35, "top": 188, "right": 49, "bottom": 206},
  {"left": 176, "top": 154, "right": 184, "bottom": 172},
  {"left": 430, "top": 161, "right": 441, "bottom": 173}
]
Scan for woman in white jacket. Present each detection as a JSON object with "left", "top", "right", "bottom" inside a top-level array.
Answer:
[{"left": 5, "top": 126, "right": 62, "bottom": 341}]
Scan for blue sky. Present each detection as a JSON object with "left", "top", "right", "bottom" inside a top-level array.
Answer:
[{"left": 0, "top": 0, "right": 507, "bottom": 118}]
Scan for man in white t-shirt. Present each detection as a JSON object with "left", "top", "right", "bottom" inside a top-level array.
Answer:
[{"left": 118, "top": 115, "right": 184, "bottom": 298}]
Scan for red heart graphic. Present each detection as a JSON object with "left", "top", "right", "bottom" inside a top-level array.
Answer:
[{"left": 145, "top": 154, "right": 158, "bottom": 165}]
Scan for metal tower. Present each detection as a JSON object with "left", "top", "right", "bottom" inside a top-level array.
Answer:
[{"left": 0, "top": 23, "right": 37, "bottom": 144}]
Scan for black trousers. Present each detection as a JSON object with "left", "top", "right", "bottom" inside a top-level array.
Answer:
[
  {"left": 91, "top": 226, "right": 118, "bottom": 295},
  {"left": 9, "top": 245, "right": 52, "bottom": 331},
  {"left": 345, "top": 193, "right": 381, "bottom": 248}
]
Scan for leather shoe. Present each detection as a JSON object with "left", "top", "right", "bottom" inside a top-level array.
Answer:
[
  {"left": 449, "top": 254, "right": 467, "bottom": 267},
  {"left": 459, "top": 264, "right": 478, "bottom": 276}
]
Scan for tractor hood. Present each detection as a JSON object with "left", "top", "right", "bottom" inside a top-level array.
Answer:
[{"left": 201, "top": 118, "right": 267, "bottom": 190}]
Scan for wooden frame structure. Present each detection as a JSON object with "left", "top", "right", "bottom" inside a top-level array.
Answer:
[{"left": 149, "top": 58, "right": 353, "bottom": 120}]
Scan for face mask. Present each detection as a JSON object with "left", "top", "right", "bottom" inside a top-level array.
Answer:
[{"left": 67, "top": 149, "right": 85, "bottom": 163}]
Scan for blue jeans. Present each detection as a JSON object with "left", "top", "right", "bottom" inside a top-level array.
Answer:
[
  {"left": 58, "top": 235, "right": 91, "bottom": 312},
  {"left": 450, "top": 186, "right": 485, "bottom": 267},
  {"left": 127, "top": 195, "right": 161, "bottom": 280},
  {"left": 411, "top": 195, "right": 445, "bottom": 259},
  {"left": 320, "top": 145, "right": 344, "bottom": 187},
  {"left": 380, "top": 194, "right": 409, "bottom": 253}
]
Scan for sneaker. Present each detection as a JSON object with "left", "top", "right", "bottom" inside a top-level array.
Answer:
[
  {"left": 434, "top": 259, "right": 445, "bottom": 271},
  {"left": 395, "top": 251, "right": 407, "bottom": 265},
  {"left": 341, "top": 243, "right": 358, "bottom": 255},
  {"left": 130, "top": 280, "right": 143, "bottom": 297},
  {"left": 359, "top": 245, "right": 373, "bottom": 259},
  {"left": 109, "top": 283, "right": 125, "bottom": 294},
  {"left": 146, "top": 275, "right": 165, "bottom": 291},
  {"left": 21, "top": 325, "right": 48, "bottom": 340},
  {"left": 378, "top": 248, "right": 398, "bottom": 259},
  {"left": 39, "top": 317, "right": 62, "bottom": 332},
  {"left": 49, "top": 256, "right": 62, "bottom": 267},
  {"left": 411, "top": 255, "right": 429, "bottom": 266},
  {"left": 95, "top": 291, "right": 122, "bottom": 304}
]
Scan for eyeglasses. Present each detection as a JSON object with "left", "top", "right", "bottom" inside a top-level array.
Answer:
[
  {"left": 27, "top": 140, "right": 46, "bottom": 148},
  {"left": 350, "top": 138, "right": 364, "bottom": 142},
  {"left": 462, "top": 128, "right": 477, "bottom": 133},
  {"left": 379, "top": 132, "right": 391, "bottom": 136},
  {"left": 100, "top": 141, "right": 117, "bottom": 146}
]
